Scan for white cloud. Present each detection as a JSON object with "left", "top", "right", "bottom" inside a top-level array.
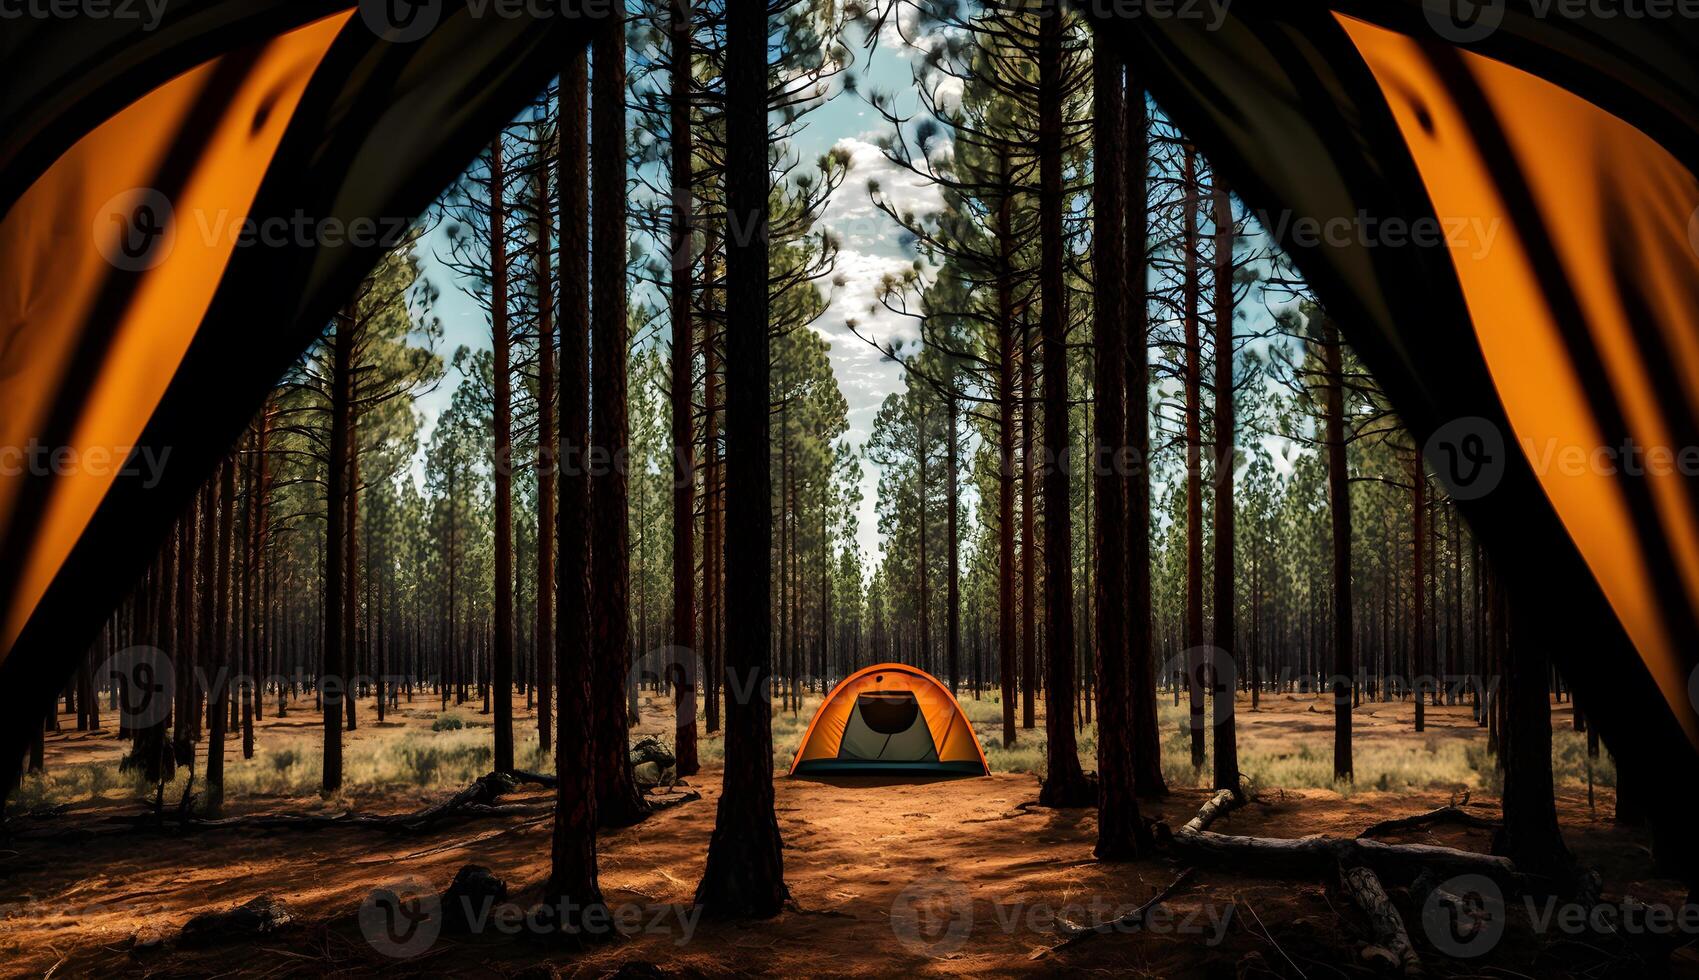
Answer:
[{"left": 824, "top": 135, "right": 948, "bottom": 252}]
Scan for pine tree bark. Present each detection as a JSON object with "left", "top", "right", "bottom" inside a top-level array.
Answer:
[
  {"left": 1123, "top": 70, "right": 1165, "bottom": 796},
  {"left": 1036, "top": 0, "right": 1090, "bottom": 808},
  {"left": 535, "top": 154, "right": 557, "bottom": 757},
  {"left": 669, "top": 0, "right": 700, "bottom": 778},
  {"left": 491, "top": 132, "right": 516, "bottom": 774},
  {"left": 996, "top": 157, "right": 1018, "bottom": 749},
  {"left": 1210, "top": 176, "right": 1239, "bottom": 795},
  {"left": 546, "top": 38, "right": 604, "bottom": 927},
  {"left": 323, "top": 315, "right": 350, "bottom": 793},
  {"left": 1412, "top": 452, "right": 1426, "bottom": 732},
  {"left": 589, "top": 15, "right": 646, "bottom": 828},
  {"left": 1182, "top": 147, "right": 1205, "bottom": 770},
  {"left": 1021, "top": 318, "right": 1038, "bottom": 733},
  {"left": 695, "top": 0, "right": 787, "bottom": 915},
  {"left": 1091, "top": 32, "right": 1146, "bottom": 858},
  {"left": 1321, "top": 316, "right": 1353, "bottom": 781},
  {"left": 1491, "top": 579, "right": 1574, "bottom": 884},
  {"left": 946, "top": 391, "right": 960, "bottom": 695},
  {"left": 703, "top": 235, "right": 723, "bottom": 734}
]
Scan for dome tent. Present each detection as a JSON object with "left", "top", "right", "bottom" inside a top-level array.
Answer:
[{"left": 791, "top": 664, "right": 990, "bottom": 777}]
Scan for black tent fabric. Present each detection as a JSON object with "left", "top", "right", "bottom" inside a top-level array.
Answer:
[
  {"left": 0, "top": 2, "right": 574, "bottom": 789},
  {"left": 1085, "top": 0, "right": 1699, "bottom": 879},
  {"left": 5, "top": 0, "right": 1699, "bottom": 885}
]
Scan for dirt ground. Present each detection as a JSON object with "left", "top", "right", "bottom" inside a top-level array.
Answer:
[{"left": 0, "top": 690, "right": 1683, "bottom": 978}]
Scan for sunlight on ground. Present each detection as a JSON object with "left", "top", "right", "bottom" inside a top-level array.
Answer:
[{"left": 10, "top": 688, "right": 1612, "bottom": 813}]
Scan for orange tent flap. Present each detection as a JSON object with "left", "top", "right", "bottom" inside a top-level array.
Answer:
[{"left": 1339, "top": 15, "right": 1699, "bottom": 748}]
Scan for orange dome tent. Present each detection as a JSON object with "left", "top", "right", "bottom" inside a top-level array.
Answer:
[{"left": 790, "top": 664, "right": 989, "bottom": 777}]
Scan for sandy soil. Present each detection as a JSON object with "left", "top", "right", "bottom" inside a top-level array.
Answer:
[{"left": 0, "top": 692, "right": 1679, "bottom": 978}]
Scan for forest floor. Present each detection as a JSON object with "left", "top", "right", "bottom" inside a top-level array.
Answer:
[{"left": 0, "top": 691, "right": 1679, "bottom": 977}]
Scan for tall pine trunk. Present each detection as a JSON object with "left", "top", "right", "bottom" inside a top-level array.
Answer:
[
  {"left": 546, "top": 39, "right": 604, "bottom": 927},
  {"left": 323, "top": 314, "right": 351, "bottom": 793},
  {"left": 1491, "top": 576, "right": 1573, "bottom": 884},
  {"left": 946, "top": 391, "right": 960, "bottom": 694},
  {"left": 1091, "top": 32, "right": 1147, "bottom": 857},
  {"left": 669, "top": 0, "right": 700, "bottom": 778},
  {"left": 1413, "top": 452, "right": 1426, "bottom": 732},
  {"left": 1210, "top": 177, "right": 1238, "bottom": 794},
  {"left": 695, "top": 0, "right": 787, "bottom": 915},
  {"left": 996, "top": 157, "right": 1018, "bottom": 749},
  {"left": 1021, "top": 318, "right": 1038, "bottom": 732},
  {"left": 491, "top": 132, "right": 516, "bottom": 774},
  {"left": 1035, "top": 0, "right": 1090, "bottom": 808},
  {"left": 1123, "top": 72, "right": 1165, "bottom": 796},
  {"left": 590, "top": 15, "right": 646, "bottom": 828},
  {"left": 1321, "top": 317, "right": 1353, "bottom": 781},
  {"left": 1182, "top": 147, "right": 1205, "bottom": 770},
  {"left": 205, "top": 455, "right": 235, "bottom": 813},
  {"left": 535, "top": 154, "right": 556, "bottom": 756},
  {"left": 703, "top": 236, "right": 723, "bottom": 735}
]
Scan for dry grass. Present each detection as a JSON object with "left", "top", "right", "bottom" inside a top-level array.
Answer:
[{"left": 10, "top": 686, "right": 1607, "bottom": 814}]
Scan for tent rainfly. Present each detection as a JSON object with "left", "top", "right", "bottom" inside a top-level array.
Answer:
[{"left": 791, "top": 664, "right": 990, "bottom": 777}]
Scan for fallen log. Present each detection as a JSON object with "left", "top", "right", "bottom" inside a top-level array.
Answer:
[
  {"left": 1164, "top": 789, "right": 1515, "bottom": 885},
  {"left": 1172, "top": 828, "right": 1515, "bottom": 883},
  {"left": 1183, "top": 789, "right": 1239, "bottom": 834},
  {"left": 1338, "top": 863, "right": 1422, "bottom": 976},
  {"left": 1358, "top": 805, "right": 1499, "bottom": 839}
]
